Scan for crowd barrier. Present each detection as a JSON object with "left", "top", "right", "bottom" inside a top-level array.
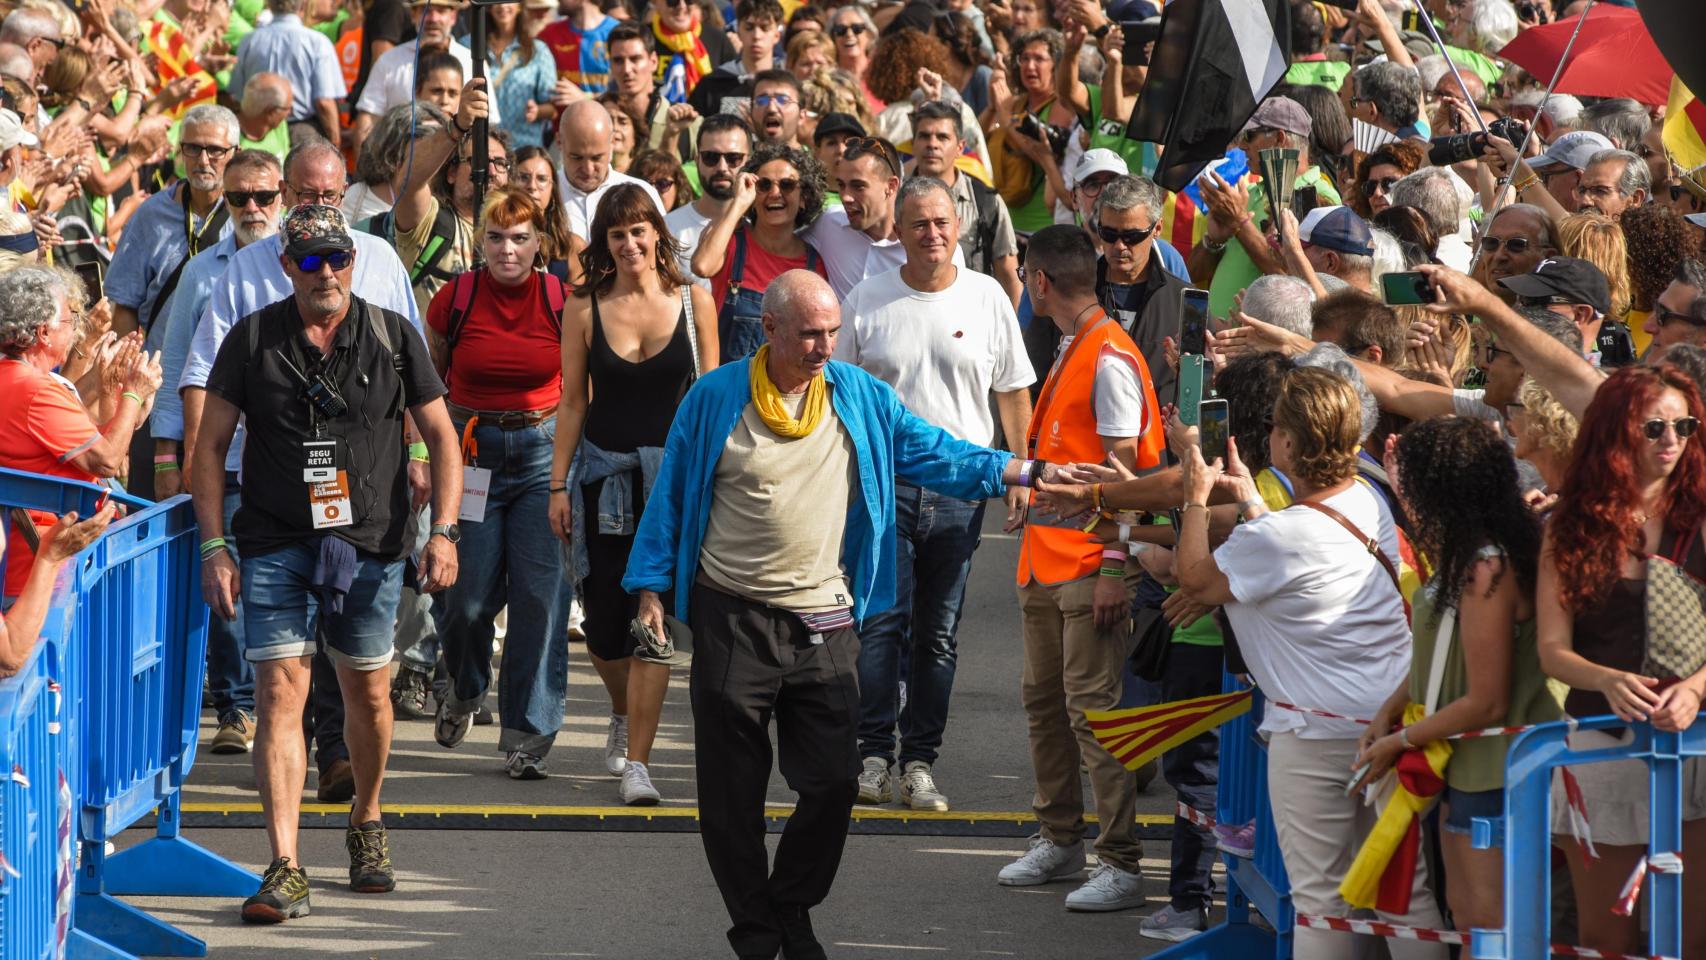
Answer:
[{"left": 0, "top": 468, "right": 257, "bottom": 960}]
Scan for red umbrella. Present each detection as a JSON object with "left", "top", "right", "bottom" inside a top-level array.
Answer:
[{"left": 1497, "top": 5, "right": 1672, "bottom": 107}]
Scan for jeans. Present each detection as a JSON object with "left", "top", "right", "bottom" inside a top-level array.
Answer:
[
  {"left": 206, "top": 477, "right": 254, "bottom": 719},
  {"left": 434, "top": 416, "right": 570, "bottom": 757},
  {"left": 394, "top": 508, "right": 441, "bottom": 675},
  {"left": 240, "top": 541, "right": 404, "bottom": 666},
  {"left": 856, "top": 481, "right": 984, "bottom": 768},
  {"left": 719, "top": 283, "right": 766, "bottom": 364},
  {"left": 1159, "top": 641, "right": 1221, "bottom": 912}
]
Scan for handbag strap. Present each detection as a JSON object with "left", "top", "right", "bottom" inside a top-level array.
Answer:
[
  {"left": 7, "top": 507, "right": 40, "bottom": 553},
  {"left": 1295, "top": 499, "right": 1401, "bottom": 594},
  {"left": 680, "top": 285, "right": 700, "bottom": 380},
  {"left": 1424, "top": 603, "right": 1456, "bottom": 715}
]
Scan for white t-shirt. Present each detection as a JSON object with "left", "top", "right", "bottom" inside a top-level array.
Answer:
[
  {"left": 557, "top": 166, "right": 665, "bottom": 240},
  {"left": 355, "top": 40, "right": 501, "bottom": 123},
  {"left": 1052, "top": 334, "right": 1149, "bottom": 439},
  {"left": 664, "top": 202, "right": 714, "bottom": 290},
  {"left": 1214, "top": 481, "right": 1410, "bottom": 740},
  {"left": 804, "top": 205, "right": 965, "bottom": 299},
  {"left": 838, "top": 266, "right": 1034, "bottom": 446}
]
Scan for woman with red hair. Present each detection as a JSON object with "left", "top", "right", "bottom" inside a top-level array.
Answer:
[{"left": 1537, "top": 363, "right": 1706, "bottom": 955}]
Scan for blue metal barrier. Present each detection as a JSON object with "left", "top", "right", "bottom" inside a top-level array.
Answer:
[
  {"left": 0, "top": 468, "right": 258, "bottom": 960},
  {"left": 0, "top": 601, "right": 71, "bottom": 960}
]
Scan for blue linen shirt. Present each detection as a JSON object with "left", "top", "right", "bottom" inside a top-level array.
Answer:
[
  {"left": 155, "top": 232, "right": 239, "bottom": 444},
  {"left": 464, "top": 36, "right": 557, "bottom": 149},
  {"left": 228, "top": 13, "right": 348, "bottom": 121},
  {"left": 104, "top": 186, "right": 233, "bottom": 347},
  {"left": 621, "top": 358, "right": 1013, "bottom": 622}
]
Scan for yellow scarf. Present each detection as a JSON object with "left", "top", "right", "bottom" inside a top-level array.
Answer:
[
  {"left": 749, "top": 345, "right": 826, "bottom": 438},
  {"left": 650, "top": 12, "right": 712, "bottom": 94}
]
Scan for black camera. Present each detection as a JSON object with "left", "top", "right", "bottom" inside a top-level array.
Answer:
[
  {"left": 1429, "top": 132, "right": 1487, "bottom": 166},
  {"left": 303, "top": 374, "right": 349, "bottom": 420},
  {"left": 1488, "top": 116, "right": 1528, "bottom": 146},
  {"left": 1516, "top": 1, "right": 1547, "bottom": 23}
]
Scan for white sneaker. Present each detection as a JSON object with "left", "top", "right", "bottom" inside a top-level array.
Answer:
[
  {"left": 856, "top": 756, "right": 891, "bottom": 804},
  {"left": 1139, "top": 903, "right": 1209, "bottom": 941},
  {"left": 620, "top": 760, "right": 661, "bottom": 805},
  {"left": 996, "top": 834, "right": 1085, "bottom": 886},
  {"left": 604, "top": 714, "right": 628, "bottom": 776},
  {"left": 898, "top": 761, "right": 949, "bottom": 811},
  {"left": 1065, "top": 863, "right": 1146, "bottom": 912}
]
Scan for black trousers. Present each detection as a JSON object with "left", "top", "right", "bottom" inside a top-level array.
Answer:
[{"left": 689, "top": 580, "right": 861, "bottom": 959}]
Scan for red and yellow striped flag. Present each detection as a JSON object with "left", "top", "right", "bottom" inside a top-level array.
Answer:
[
  {"left": 1664, "top": 76, "right": 1706, "bottom": 173},
  {"left": 1087, "top": 689, "right": 1252, "bottom": 772},
  {"left": 144, "top": 19, "right": 217, "bottom": 121}
]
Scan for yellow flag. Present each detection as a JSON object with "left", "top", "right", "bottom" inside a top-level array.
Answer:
[
  {"left": 1664, "top": 77, "right": 1706, "bottom": 173},
  {"left": 1087, "top": 690, "right": 1252, "bottom": 772}
]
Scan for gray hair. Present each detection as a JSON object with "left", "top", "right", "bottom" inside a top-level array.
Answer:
[
  {"left": 1582, "top": 98, "right": 1650, "bottom": 150},
  {"left": 180, "top": 103, "right": 240, "bottom": 146},
  {"left": 1414, "top": 54, "right": 1451, "bottom": 93},
  {"left": 357, "top": 101, "right": 448, "bottom": 186},
  {"left": 1296, "top": 342, "right": 1378, "bottom": 444},
  {"left": 897, "top": 175, "right": 953, "bottom": 213},
  {"left": 1093, "top": 175, "right": 1164, "bottom": 227},
  {"left": 1241, "top": 275, "right": 1316, "bottom": 337},
  {"left": 1586, "top": 148, "right": 1651, "bottom": 200},
  {"left": 1368, "top": 226, "right": 1407, "bottom": 283},
  {"left": 225, "top": 147, "right": 282, "bottom": 181},
  {"left": 1677, "top": 258, "right": 1706, "bottom": 322},
  {"left": 241, "top": 73, "right": 291, "bottom": 114},
  {"left": 1076, "top": 43, "right": 1104, "bottom": 87},
  {"left": 0, "top": 7, "right": 58, "bottom": 47},
  {"left": 266, "top": 0, "right": 307, "bottom": 13},
  {"left": 1389, "top": 167, "right": 1463, "bottom": 236},
  {"left": 1469, "top": 0, "right": 1519, "bottom": 53},
  {"left": 761, "top": 269, "right": 837, "bottom": 329},
  {"left": 286, "top": 136, "right": 346, "bottom": 181},
  {"left": 1515, "top": 304, "right": 1584, "bottom": 354},
  {"left": 1512, "top": 90, "right": 1582, "bottom": 130},
  {"left": 0, "top": 43, "right": 32, "bottom": 83},
  {"left": 0, "top": 265, "right": 68, "bottom": 357},
  {"left": 1356, "top": 61, "right": 1421, "bottom": 128}
]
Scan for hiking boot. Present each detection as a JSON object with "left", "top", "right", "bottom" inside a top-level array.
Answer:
[
  {"left": 210, "top": 710, "right": 253, "bottom": 754},
  {"left": 505, "top": 751, "right": 547, "bottom": 780},
  {"left": 316, "top": 758, "right": 354, "bottom": 803},
  {"left": 620, "top": 760, "right": 661, "bottom": 805},
  {"left": 604, "top": 714, "right": 629, "bottom": 776},
  {"left": 1065, "top": 863, "right": 1146, "bottom": 912},
  {"left": 345, "top": 820, "right": 396, "bottom": 893},
  {"left": 777, "top": 904, "right": 827, "bottom": 960},
  {"left": 389, "top": 667, "right": 431, "bottom": 720},
  {"left": 856, "top": 756, "right": 891, "bottom": 805},
  {"left": 241, "top": 857, "right": 310, "bottom": 924},
  {"left": 997, "top": 834, "right": 1085, "bottom": 886},
  {"left": 435, "top": 700, "right": 474, "bottom": 749},
  {"left": 897, "top": 761, "right": 949, "bottom": 812},
  {"left": 1139, "top": 902, "right": 1210, "bottom": 941}
]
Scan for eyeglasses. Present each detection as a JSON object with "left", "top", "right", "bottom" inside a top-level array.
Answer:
[
  {"left": 1482, "top": 341, "right": 1514, "bottom": 364},
  {"left": 699, "top": 150, "right": 748, "bottom": 169},
  {"left": 289, "top": 185, "right": 345, "bottom": 205},
  {"left": 1079, "top": 176, "right": 1116, "bottom": 196},
  {"left": 650, "top": 177, "right": 676, "bottom": 192},
  {"left": 843, "top": 136, "right": 898, "bottom": 176},
  {"left": 290, "top": 250, "right": 354, "bottom": 272},
  {"left": 755, "top": 177, "right": 799, "bottom": 195},
  {"left": 459, "top": 155, "right": 512, "bottom": 171},
  {"left": 830, "top": 22, "right": 868, "bottom": 38},
  {"left": 1097, "top": 222, "right": 1157, "bottom": 248},
  {"left": 754, "top": 93, "right": 795, "bottom": 108},
  {"left": 1643, "top": 416, "right": 1700, "bottom": 441},
  {"left": 33, "top": 35, "right": 64, "bottom": 50},
  {"left": 1480, "top": 235, "right": 1533, "bottom": 254},
  {"left": 1017, "top": 264, "right": 1045, "bottom": 284},
  {"left": 1655, "top": 308, "right": 1705, "bottom": 328},
  {"left": 1367, "top": 177, "right": 1399, "bottom": 195},
  {"left": 225, "top": 189, "right": 280, "bottom": 208},
  {"left": 181, "top": 142, "right": 234, "bottom": 160}
]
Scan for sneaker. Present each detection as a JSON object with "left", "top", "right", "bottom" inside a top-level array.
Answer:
[
  {"left": 473, "top": 704, "right": 495, "bottom": 726},
  {"left": 241, "top": 857, "right": 310, "bottom": 924},
  {"left": 996, "top": 834, "right": 1085, "bottom": 886},
  {"left": 777, "top": 904, "right": 827, "bottom": 960},
  {"left": 435, "top": 700, "right": 473, "bottom": 749},
  {"left": 389, "top": 668, "right": 431, "bottom": 720},
  {"left": 210, "top": 711, "right": 253, "bottom": 754},
  {"left": 1139, "top": 903, "right": 1209, "bottom": 942},
  {"left": 897, "top": 761, "right": 949, "bottom": 812},
  {"left": 345, "top": 820, "right": 396, "bottom": 893},
  {"left": 604, "top": 714, "right": 629, "bottom": 776},
  {"left": 1214, "top": 821, "right": 1256, "bottom": 859},
  {"left": 316, "top": 758, "right": 355, "bottom": 803},
  {"left": 1065, "top": 863, "right": 1146, "bottom": 912},
  {"left": 505, "top": 751, "right": 547, "bottom": 780},
  {"left": 620, "top": 760, "right": 661, "bottom": 805},
  {"left": 856, "top": 756, "right": 891, "bottom": 805}
]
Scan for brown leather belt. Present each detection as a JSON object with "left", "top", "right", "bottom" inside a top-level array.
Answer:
[{"left": 447, "top": 402, "right": 555, "bottom": 430}]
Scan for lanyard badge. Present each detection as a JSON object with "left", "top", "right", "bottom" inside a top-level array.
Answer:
[
  {"left": 458, "top": 416, "right": 491, "bottom": 523},
  {"left": 304, "top": 439, "right": 353, "bottom": 529}
]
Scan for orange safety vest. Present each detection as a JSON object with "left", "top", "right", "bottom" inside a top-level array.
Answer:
[{"left": 1017, "top": 310, "right": 1165, "bottom": 587}]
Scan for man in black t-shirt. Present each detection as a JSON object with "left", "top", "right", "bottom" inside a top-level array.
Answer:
[{"left": 190, "top": 205, "right": 462, "bottom": 925}]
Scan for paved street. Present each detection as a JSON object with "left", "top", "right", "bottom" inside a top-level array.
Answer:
[{"left": 121, "top": 509, "right": 1207, "bottom": 958}]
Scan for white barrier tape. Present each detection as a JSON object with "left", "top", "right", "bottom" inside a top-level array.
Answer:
[
  {"left": 1614, "top": 852, "right": 1684, "bottom": 917},
  {"left": 1176, "top": 801, "right": 1216, "bottom": 829},
  {"left": 1297, "top": 914, "right": 1680, "bottom": 960}
]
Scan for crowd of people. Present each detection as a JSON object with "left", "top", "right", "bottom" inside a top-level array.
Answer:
[{"left": 0, "top": 0, "right": 1703, "bottom": 955}]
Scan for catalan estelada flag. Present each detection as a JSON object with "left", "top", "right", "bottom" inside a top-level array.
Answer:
[
  {"left": 144, "top": 18, "right": 217, "bottom": 121},
  {"left": 1664, "top": 76, "right": 1706, "bottom": 173},
  {"left": 1087, "top": 690, "right": 1252, "bottom": 772}
]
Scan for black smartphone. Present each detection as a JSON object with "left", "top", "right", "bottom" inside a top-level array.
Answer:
[
  {"left": 1180, "top": 288, "right": 1209, "bottom": 355},
  {"left": 73, "top": 259, "right": 104, "bottom": 300},
  {"left": 1119, "top": 20, "right": 1161, "bottom": 64},
  {"left": 1317, "top": 0, "right": 1357, "bottom": 8},
  {"left": 1199, "top": 398, "right": 1229, "bottom": 464},
  {"left": 1381, "top": 271, "right": 1435, "bottom": 306}
]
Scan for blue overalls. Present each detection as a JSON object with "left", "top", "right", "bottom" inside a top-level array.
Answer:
[{"left": 718, "top": 227, "right": 821, "bottom": 364}]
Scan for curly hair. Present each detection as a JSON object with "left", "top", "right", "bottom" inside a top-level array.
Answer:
[
  {"left": 743, "top": 142, "right": 827, "bottom": 229},
  {"left": 1620, "top": 202, "right": 1695, "bottom": 313},
  {"left": 933, "top": 11, "right": 988, "bottom": 70},
  {"left": 1349, "top": 140, "right": 1426, "bottom": 219},
  {"left": 866, "top": 28, "right": 950, "bottom": 106},
  {"left": 1396, "top": 416, "right": 1540, "bottom": 616},
  {"left": 1273, "top": 366, "right": 1364, "bottom": 488},
  {"left": 1214, "top": 351, "right": 1296, "bottom": 474},
  {"left": 800, "top": 66, "right": 874, "bottom": 132},
  {"left": 1519, "top": 377, "right": 1580, "bottom": 463},
  {"left": 1008, "top": 28, "right": 1063, "bottom": 89},
  {"left": 1550, "top": 364, "right": 1706, "bottom": 613},
  {"left": 0, "top": 265, "right": 69, "bottom": 357},
  {"left": 1558, "top": 212, "right": 1631, "bottom": 318}
]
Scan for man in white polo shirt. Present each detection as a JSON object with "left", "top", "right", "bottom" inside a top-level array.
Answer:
[
  {"left": 556, "top": 100, "right": 665, "bottom": 237},
  {"left": 837, "top": 176, "right": 1034, "bottom": 811}
]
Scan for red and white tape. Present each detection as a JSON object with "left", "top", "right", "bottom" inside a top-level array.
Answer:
[
  {"left": 1613, "top": 852, "right": 1684, "bottom": 917},
  {"left": 1176, "top": 801, "right": 1215, "bottom": 829},
  {"left": 1270, "top": 700, "right": 1576, "bottom": 743},
  {"left": 1296, "top": 915, "right": 1680, "bottom": 960}
]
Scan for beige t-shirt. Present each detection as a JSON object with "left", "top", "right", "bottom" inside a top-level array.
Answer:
[
  {"left": 396, "top": 196, "right": 473, "bottom": 318},
  {"left": 699, "top": 389, "right": 856, "bottom": 611}
]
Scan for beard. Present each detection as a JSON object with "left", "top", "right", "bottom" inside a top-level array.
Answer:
[
  {"left": 306, "top": 287, "right": 347, "bottom": 315},
  {"left": 234, "top": 217, "right": 278, "bottom": 247},
  {"left": 703, "top": 176, "right": 735, "bottom": 201}
]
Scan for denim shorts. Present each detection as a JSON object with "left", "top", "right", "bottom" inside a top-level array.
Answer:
[
  {"left": 241, "top": 541, "right": 403, "bottom": 670},
  {"left": 1443, "top": 786, "right": 1504, "bottom": 839}
]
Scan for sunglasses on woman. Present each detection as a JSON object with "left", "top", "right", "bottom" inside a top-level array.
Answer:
[
  {"left": 1644, "top": 416, "right": 1700, "bottom": 441},
  {"left": 290, "top": 251, "right": 354, "bottom": 272},
  {"left": 756, "top": 177, "right": 799, "bottom": 195},
  {"left": 830, "top": 22, "right": 868, "bottom": 37}
]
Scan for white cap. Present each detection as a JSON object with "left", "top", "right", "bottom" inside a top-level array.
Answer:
[
  {"left": 1688, "top": 212, "right": 1706, "bottom": 229},
  {"left": 1071, "top": 148, "right": 1128, "bottom": 190},
  {"left": 1528, "top": 130, "right": 1614, "bottom": 173},
  {"left": 0, "top": 109, "right": 36, "bottom": 152}
]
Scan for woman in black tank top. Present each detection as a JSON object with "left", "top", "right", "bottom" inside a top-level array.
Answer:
[
  {"left": 1537, "top": 364, "right": 1706, "bottom": 955},
  {"left": 550, "top": 183, "right": 718, "bottom": 806}
]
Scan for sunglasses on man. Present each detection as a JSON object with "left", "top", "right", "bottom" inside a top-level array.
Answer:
[
  {"left": 290, "top": 251, "right": 354, "bottom": 272},
  {"left": 1097, "top": 222, "right": 1156, "bottom": 248}
]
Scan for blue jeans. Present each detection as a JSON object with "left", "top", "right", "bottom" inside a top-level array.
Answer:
[
  {"left": 207, "top": 477, "right": 255, "bottom": 719},
  {"left": 719, "top": 284, "right": 766, "bottom": 364},
  {"left": 433, "top": 416, "right": 570, "bottom": 757},
  {"left": 856, "top": 480, "right": 985, "bottom": 767}
]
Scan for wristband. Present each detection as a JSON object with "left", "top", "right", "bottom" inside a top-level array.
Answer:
[
  {"left": 448, "top": 114, "right": 470, "bottom": 139},
  {"left": 1237, "top": 497, "right": 1263, "bottom": 516},
  {"left": 153, "top": 454, "right": 177, "bottom": 464},
  {"left": 1202, "top": 233, "right": 1229, "bottom": 255},
  {"left": 1398, "top": 727, "right": 1413, "bottom": 749},
  {"left": 1117, "top": 520, "right": 1131, "bottom": 545},
  {"left": 1091, "top": 482, "right": 1104, "bottom": 515},
  {"left": 154, "top": 462, "right": 178, "bottom": 473},
  {"left": 199, "top": 537, "right": 227, "bottom": 556},
  {"left": 1016, "top": 458, "right": 1034, "bottom": 488},
  {"left": 408, "top": 441, "right": 430, "bottom": 462},
  {"left": 1081, "top": 511, "right": 1102, "bottom": 533},
  {"left": 1182, "top": 502, "right": 1210, "bottom": 512},
  {"left": 549, "top": 485, "right": 568, "bottom": 494},
  {"left": 121, "top": 391, "right": 143, "bottom": 406},
  {"left": 1098, "top": 565, "right": 1125, "bottom": 578},
  {"left": 1101, "top": 547, "right": 1126, "bottom": 562}
]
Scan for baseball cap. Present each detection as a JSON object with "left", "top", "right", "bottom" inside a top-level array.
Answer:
[
  {"left": 1497, "top": 256, "right": 1612, "bottom": 316},
  {"left": 1106, "top": 0, "right": 1160, "bottom": 20},
  {"left": 1297, "top": 205, "right": 1374, "bottom": 257},
  {"left": 812, "top": 112, "right": 866, "bottom": 144},
  {"left": 282, "top": 204, "right": 355, "bottom": 259},
  {"left": 1528, "top": 130, "right": 1614, "bottom": 173},
  {"left": 1071, "top": 148, "right": 1128, "bottom": 189},
  {"left": 1242, "top": 97, "right": 1312, "bottom": 139},
  {"left": 0, "top": 109, "right": 37, "bottom": 151}
]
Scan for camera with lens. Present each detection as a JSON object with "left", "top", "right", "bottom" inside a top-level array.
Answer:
[
  {"left": 1516, "top": 1, "right": 1547, "bottom": 23},
  {"left": 1428, "top": 132, "right": 1488, "bottom": 166},
  {"left": 1488, "top": 116, "right": 1528, "bottom": 145},
  {"left": 303, "top": 374, "right": 349, "bottom": 420}
]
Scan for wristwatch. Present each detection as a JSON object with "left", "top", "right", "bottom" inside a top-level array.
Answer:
[{"left": 430, "top": 522, "right": 461, "bottom": 544}]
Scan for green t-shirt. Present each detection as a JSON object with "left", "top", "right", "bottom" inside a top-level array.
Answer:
[
  {"left": 1081, "top": 84, "right": 1158, "bottom": 178},
  {"left": 1442, "top": 45, "right": 1504, "bottom": 89},
  {"left": 310, "top": 10, "right": 351, "bottom": 43},
  {"left": 1284, "top": 58, "right": 1351, "bottom": 90},
  {"left": 1151, "top": 517, "right": 1222, "bottom": 647},
  {"left": 1206, "top": 165, "right": 1342, "bottom": 320},
  {"left": 241, "top": 121, "right": 291, "bottom": 161}
]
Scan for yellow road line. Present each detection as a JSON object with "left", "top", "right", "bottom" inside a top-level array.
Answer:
[{"left": 179, "top": 801, "right": 1174, "bottom": 826}]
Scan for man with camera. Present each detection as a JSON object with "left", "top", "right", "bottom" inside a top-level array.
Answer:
[{"left": 190, "top": 204, "right": 462, "bottom": 925}]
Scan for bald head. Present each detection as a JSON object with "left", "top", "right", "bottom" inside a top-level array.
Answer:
[
  {"left": 284, "top": 138, "right": 347, "bottom": 204},
  {"left": 762, "top": 270, "right": 839, "bottom": 385},
  {"left": 243, "top": 73, "right": 292, "bottom": 114},
  {"left": 763, "top": 270, "right": 838, "bottom": 330},
  {"left": 559, "top": 100, "right": 614, "bottom": 194}
]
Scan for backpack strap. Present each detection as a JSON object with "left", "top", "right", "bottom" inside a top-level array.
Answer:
[
  {"left": 540, "top": 270, "right": 567, "bottom": 341},
  {"left": 804, "top": 242, "right": 820, "bottom": 273},
  {"left": 410, "top": 204, "right": 464, "bottom": 286},
  {"left": 966, "top": 175, "right": 1002, "bottom": 273}
]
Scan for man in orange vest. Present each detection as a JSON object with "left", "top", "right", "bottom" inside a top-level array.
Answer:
[{"left": 999, "top": 224, "right": 1166, "bottom": 912}]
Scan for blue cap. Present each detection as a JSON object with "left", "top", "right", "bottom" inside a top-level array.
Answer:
[
  {"left": 1107, "top": 0, "right": 1160, "bottom": 22},
  {"left": 1298, "top": 205, "right": 1374, "bottom": 258}
]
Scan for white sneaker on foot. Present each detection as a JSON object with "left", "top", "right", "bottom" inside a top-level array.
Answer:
[
  {"left": 1065, "top": 863, "right": 1146, "bottom": 912},
  {"left": 897, "top": 761, "right": 949, "bottom": 811},
  {"left": 604, "top": 714, "right": 628, "bottom": 776},
  {"left": 856, "top": 756, "right": 891, "bottom": 804},
  {"left": 620, "top": 760, "right": 660, "bottom": 805},
  {"left": 1139, "top": 902, "right": 1208, "bottom": 941},
  {"left": 996, "top": 834, "right": 1085, "bottom": 886}
]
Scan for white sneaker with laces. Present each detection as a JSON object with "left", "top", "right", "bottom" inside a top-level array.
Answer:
[
  {"left": 1065, "top": 863, "right": 1146, "bottom": 912},
  {"left": 1139, "top": 903, "right": 1209, "bottom": 941},
  {"left": 620, "top": 760, "right": 661, "bottom": 805},
  {"left": 898, "top": 761, "right": 949, "bottom": 811},
  {"left": 856, "top": 756, "right": 891, "bottom": 804},
  {"left": 604, "top": 714, "right": 629, "bottom": 776},
  {"left": 505, "top": 751, "right": 547, "bottom": 780},
  {"left": 996, "top": 834, "right": 1085, "bottom": 886}
]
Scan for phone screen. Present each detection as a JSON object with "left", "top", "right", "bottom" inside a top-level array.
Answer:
[
  {"left": 1381, "top": 271, "right": 1435, "bottom": 306},
  {"left": 1199, "top": 399, "right": 1229, "bottom": 464},
  {"left": 1180, "top": 288, "right": 1209, "bottom": 355}
]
